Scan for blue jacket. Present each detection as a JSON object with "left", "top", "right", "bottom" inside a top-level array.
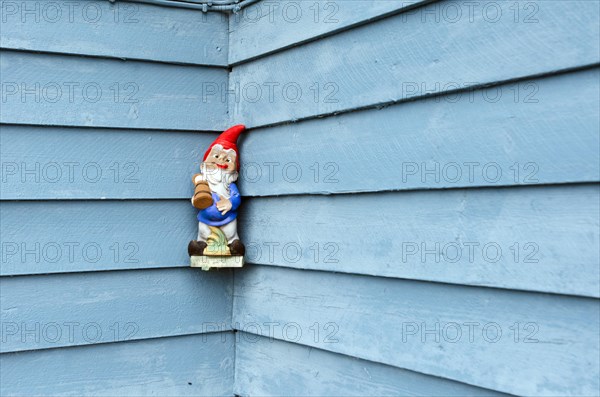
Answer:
[{"left": 197, "top": 183, "right": 241, "bottom": 226}]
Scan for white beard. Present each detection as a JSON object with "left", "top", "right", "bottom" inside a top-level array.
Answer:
[{"left": 200, "top": 163, "right": 238, "bottom": 199}]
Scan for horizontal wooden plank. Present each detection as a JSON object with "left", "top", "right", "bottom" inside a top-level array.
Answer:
[
  {"left": 233, "top": 265, "right": 600, "bottom": 396},
  {"left": 239, "top": 184, "right": 600, "bottom": 298},
  {"left": 0, "top": 200, "right": 198, "bottom": 275},
  {"left": 0, "top": 0, "right": 228, "bottom": 66},
  {"left": 0, "top": 50, "right": 228, "bottom": 130},
  {"left": 0, "top": 267, "right": 232, "bottom": 352},
  {"left": 238, "top": 68, "right": 600, "bottom": 196},
  {"left": 2, "top": 70, "right": 597, "bottom": 200},
  {"left": 0, "top": 125, "right": 217, "bottom": 200},
  {"left": 0, "top": 333, "right": 234, "bottom": 396},
  {"left": 235, "top": 333, "right": 508, "bottom": 397},
  {"left": 230, "top": 0, "right": 600, "bottom": 127},
  {"left": 229, "top": 0, "right": 429, "bottom": 64}
]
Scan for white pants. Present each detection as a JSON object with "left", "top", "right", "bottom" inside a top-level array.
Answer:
[{"left": 197, "top": 220, "right": 239, "bottom": 244}]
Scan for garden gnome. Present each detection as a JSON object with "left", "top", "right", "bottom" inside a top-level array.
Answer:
[{"left": 188, "top": 125, "right": 245, "bottom": 270}]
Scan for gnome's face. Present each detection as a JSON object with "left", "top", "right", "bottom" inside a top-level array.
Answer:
[{"left": 203, "top": 144, "right": 237, "bottom": 172}]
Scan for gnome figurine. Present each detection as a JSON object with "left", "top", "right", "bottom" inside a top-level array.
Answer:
[{"left": 188, "top": 125, "right": 245, "bottom": 270}]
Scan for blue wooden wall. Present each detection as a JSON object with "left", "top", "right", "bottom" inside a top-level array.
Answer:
[
  {"left": 1, "top": 0, "right": 599, "bottom": 396},
  {"left": 229, "top": 0, "right": 600, "bottom": 396},
  {"left": 0, "top": 1, "right": 234, "bottom": 395}
]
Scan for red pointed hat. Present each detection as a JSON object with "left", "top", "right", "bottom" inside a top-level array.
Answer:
[{"left": 203, "top": 124, "right": 245, "bottom": 170}]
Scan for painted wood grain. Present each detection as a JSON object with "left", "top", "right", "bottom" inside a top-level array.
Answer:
[
  {"left": 0, "top": 267, "right": 232, "bottom": 352},
  {"left": 235, "top": 333, "right": 508, "bottom": 397},
  {"left": 2, "top": 70, "right": 597, "bottom": 201},
  {"left": 3, "top": 71, "right": 596, "bottom": 200},
  {"left": 238, "top": 68, "right": 600, "bottom": 196},
  {"left": 233, "top": 265, "right": 600, "bottom": 396},
  {"left": 0, "top": 0, "right": 228, "bottom": 66},
  {"left": 0, "top": 200, "right": 199, "bottom": 275},
  {"left": 229, "top": 0, "right": 430, "bottom": 64},
  {"left": 0, "top": 125, "right": 217, "bottom": 200},
  {"left": 230, "top": 0, "right": 600, "bottom": 127},
  {"left": 0, "top": 50, "right": 228, "bottom": 130},
  {"left": 0, "top": 333, "right": 234, "bottom": 396},
  {"left": 239, "top": 184, "right": 600, "bottom": 298}
]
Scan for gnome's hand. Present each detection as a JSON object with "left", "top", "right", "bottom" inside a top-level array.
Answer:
[{"left": 216, "top": 195, "right": 232, "bottom": 215}]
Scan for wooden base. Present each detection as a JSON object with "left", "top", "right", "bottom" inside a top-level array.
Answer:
[{"left": 190, "top": 255, "right": 244, "bottom": 271}]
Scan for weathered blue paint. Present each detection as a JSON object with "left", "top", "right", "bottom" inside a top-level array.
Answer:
[
  {"left": 230, "top": 0, "right": 600, "bottom": 127},
  {"left": 239, "top": 184, "right": 600, "bottom": 298},
  {"left": 0, "top": 333, "right": 234, "bottom": 396},
  {"left": 2, "top": 0, "right": 599, "bottom": 395},
  {"left": 3, "top": 63, "right": 598, "bottom": 201},
  {"left": 0, "top": 125, "right": 217, "bottom": 200},
  {"left": 235, "top": 334, "right": 508, "bottom": 397},
  {"left": 0, "top": 0, "right": 235, "bottom": 391},
  {"left": 0, "top": 51, "right": 228, "bottom": 130},
  {"left": 234, "top": 265, "right": 600, "bottom": 396},
  {"left": 0, "top": 0, "right": 228, "bottom": 66},
  {"left": 0, "top": 201, "right": 199, "bottom": 275},
  {"left": 238, "top": 68, "right": 600, "bottom": 196},
  {"left": 0, "top": 1, "right": 235, "bottom": 389},
  {"left": 228, "top": 1, "right": 600, "bottom": 394},
  {"left": 228, "top": 0, "right": 430, "bottom": 64},
  {"left": 0, "top": 268, "right": 232, "bottom": 352}
]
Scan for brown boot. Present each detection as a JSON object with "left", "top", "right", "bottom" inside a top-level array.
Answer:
[
  {"left": 188, "top": 240, "right": 207, "bottom": 256},
  {"left": 228, "top": 240, "right": 245, "bottom": 256}
]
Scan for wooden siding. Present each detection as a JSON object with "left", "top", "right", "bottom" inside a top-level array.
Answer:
[
  {"left": 0, "top": 126, "right": 217, "bottom": 200},
  {"left": 1, "top": 268, "right": 232, "bottom": 352},
  {"left": 230, "top": 0, "right": 599, "bottom": 128},
  {"left": 0, "top": 201, "right": 197, "bottom": 275},
  {"left": 1, "top": 0, "right": 598, "bottom": 395},
  {"left": 0, "top": 333, "right": 234, "bottom": 396},
  {"left": 235, "top": 333, "right": 508, "bottom": 396},
  {"left": 237, "top": 68, "right": 600, "bottom": 196},
  {"left": 229, "top": 0, "right": 600, "bottom": 396},
  {"left": 0, "top": 0, "right": 228, "bottom": 66},
  {"left": 228, "top": 0, "right": 431, "bottom": 64},
  {"left": 0, "top": 51, "right": 228, "bottom": 130},
  {"left": 238, "top": 184, "right": 599, "bottom": 298},
  {"left": 233, "top": 265, "right": 600, "bottom": 396},
  {"left": 0, "top": 5, "right": 233, "bottom": 396}
]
